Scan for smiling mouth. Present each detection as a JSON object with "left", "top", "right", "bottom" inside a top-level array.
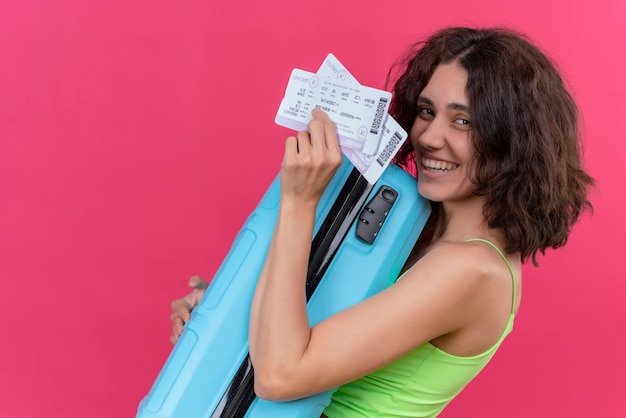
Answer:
[{"left": 421, "top": 157, "right": 458, "bottom": 172}]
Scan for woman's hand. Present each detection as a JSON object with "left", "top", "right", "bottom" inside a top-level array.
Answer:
[
  {"left": 170, "top": 275, "right": 209, "bottom": 344},
  {"left": 279, "top": 109, "right": 343, "bottom": 205}
]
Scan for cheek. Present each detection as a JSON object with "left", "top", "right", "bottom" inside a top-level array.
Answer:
[
  {"left": 409, "top": 121, "right": 423, "bottom": 150},
  {"left": 408, "top": 133, "right": 420, "bottom": 163}
]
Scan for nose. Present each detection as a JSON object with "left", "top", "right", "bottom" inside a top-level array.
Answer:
[{"left": 413, "top": 117, "right": 445, "bottom": 151}]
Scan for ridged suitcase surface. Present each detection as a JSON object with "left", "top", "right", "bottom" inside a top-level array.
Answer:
[{"left": 137, "top": 158, "right": 431, "bottom": 418}]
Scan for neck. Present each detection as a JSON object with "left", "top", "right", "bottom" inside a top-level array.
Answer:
[
  {"left": 401, "top": 194, "right": 511, "bottom": 275},
  {"left": 431, "top": 193, "right": 489, "bottom": 241}
]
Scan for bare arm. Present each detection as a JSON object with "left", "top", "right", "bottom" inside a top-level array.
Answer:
[{"left": 248, "top": 109, "right": 342, "bottom": 394}]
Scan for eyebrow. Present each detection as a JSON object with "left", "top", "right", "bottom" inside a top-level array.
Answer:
[{"left": 418, "top": 95, "right": 469, "bottom": 112}]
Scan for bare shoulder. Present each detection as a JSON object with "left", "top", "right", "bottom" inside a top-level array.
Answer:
[
  {"left": 402, "top": 240, "right": 496, "bottom": 289},
  {"left": 403, "top": 239, "right": 521, "bottom": 355},
  {"left": 399, "top": 239, "right": 519, "bottom": 318}
]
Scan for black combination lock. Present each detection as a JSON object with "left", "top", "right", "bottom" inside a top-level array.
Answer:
[{"left": 356, "top": 186, "right": 398, "bottom": 245}]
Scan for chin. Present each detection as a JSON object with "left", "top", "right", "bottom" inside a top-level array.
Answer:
[{"left": 417, "top": 183, "right": 443, "bottom": 202}]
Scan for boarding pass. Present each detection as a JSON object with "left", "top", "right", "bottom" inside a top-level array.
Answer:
[
  {"left": 275, "top": 53, "right": 408, "bottom": 184},
  {"left": 275, "top": 68, "right": 391, "bottom": 156}
]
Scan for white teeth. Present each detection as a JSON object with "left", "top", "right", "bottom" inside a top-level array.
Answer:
[{"left": 422, "top": 157, "right": 457, "bottom": 171}]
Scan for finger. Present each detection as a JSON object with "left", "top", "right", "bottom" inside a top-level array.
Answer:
[
  {"left": 296, "top": 130, "right": 313, "bottom": 156},
  {"left": 172, "top": 317, "right": 184, "bottom": 337},
  {"left": 284, "top": 135, "right": 299, "bottom": 159},
  {"left": 322, "top": 115, "right": 341, "bottom": 155},
  {"left": 179, "top": 308, "right": 191, "bottom": 323},
  {"left": 311, "top": 109, "right": 339, "bottom": 152},
  {"left": 188, "top": 275, "right": 208, "bottom": 290},
  {"left": 311, "top": 108, "right": 331, "bottom": 122},
  {"left": 312, "top": 109, "right": 339, "bottom": 149},
  {"left": 170, "top": 309, "right": 188, "bottom": 323},
  {"left": 171, "top": 299, "right": 191, "bottom": 323},
  {"left": 307, "top": 117, "right": 326, "bottom": 150}
]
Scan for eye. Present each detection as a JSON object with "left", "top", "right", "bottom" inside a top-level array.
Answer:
[
  {"left": 454, "top": 117, "right": 471, "bottom": 129},
  {"left": 417, "top": 106, "right": 434, "bottom": 119}
]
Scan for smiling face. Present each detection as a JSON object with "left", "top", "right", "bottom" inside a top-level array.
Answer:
[{"left": 410, "top": 62, "right": 477, "bottom": 204}]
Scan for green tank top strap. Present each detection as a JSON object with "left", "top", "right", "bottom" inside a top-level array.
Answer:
[{"left": 464, "top": 238, "right": 516, "bottom": 315}]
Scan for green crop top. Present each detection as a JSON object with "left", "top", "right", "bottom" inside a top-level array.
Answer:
[{"left": 323, "top": 238, "right": 516, "bottom": 418}]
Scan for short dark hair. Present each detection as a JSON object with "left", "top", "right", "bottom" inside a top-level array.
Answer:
[{"left": 389, "top": 27, "right": 594, "bottom": 265}]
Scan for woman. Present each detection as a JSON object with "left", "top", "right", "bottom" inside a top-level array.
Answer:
[{"left": 171, "top": 27, "right": 594, "bottom": 417}]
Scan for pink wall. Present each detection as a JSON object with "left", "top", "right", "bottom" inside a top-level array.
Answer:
[{"left": 1, "top": 1, "right": 624, "bottom": 417}]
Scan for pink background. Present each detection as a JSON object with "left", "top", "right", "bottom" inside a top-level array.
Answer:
[{"left": 1, "top": 1, "right": 624, "bottom": 417}]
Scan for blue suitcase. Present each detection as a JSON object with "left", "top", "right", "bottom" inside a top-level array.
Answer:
[{"left": 137, "top": 158, "right": 431, "bottom": 418}]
